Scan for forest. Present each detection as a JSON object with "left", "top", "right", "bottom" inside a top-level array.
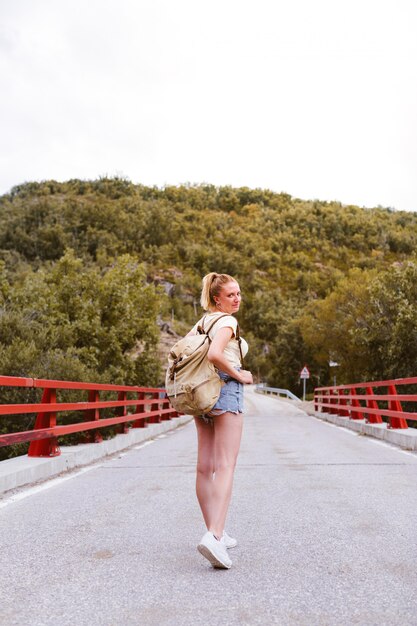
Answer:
[{"left": 1, "top": 177, "right": 417, "bottom": 456}]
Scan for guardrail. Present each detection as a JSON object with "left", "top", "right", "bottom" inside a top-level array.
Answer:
[
  {"left": 255, "top": 385, "right": 300, "bottom": 401},
  {"left": 314, "top": 377, "right": 417, "bottom": 429},
  {"left": 0, "top": 375, "right": 179, "bottom": 457}
]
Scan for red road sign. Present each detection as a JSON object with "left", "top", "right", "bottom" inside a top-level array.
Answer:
[{"left": 300, "top": 366, "right": 310, "bottom": 379}]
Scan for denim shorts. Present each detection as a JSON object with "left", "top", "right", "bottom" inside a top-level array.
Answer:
[{"left": 199, "top": 369, "right": 244, "bottom": 424}]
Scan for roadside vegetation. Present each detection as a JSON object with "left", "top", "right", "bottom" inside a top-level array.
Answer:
[{"left": 1, "top": 177, "right": 417, "bottom": 457}]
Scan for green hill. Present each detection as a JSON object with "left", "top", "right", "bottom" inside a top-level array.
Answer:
[{"left": 1, "top": 177, "right": 417, "bottom": 396}]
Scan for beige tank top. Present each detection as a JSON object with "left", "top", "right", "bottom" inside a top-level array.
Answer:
[{"left": 191, "top": 312, "right": 249, "bottom": 368}]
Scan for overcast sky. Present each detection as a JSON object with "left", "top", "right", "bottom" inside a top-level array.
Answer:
[{"left": 1, "top": 0, "right": 416, "bottom": 210}]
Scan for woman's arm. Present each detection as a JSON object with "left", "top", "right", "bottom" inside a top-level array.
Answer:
[{"left": 207, "top": 327, "right": 253, "bottom": 384}]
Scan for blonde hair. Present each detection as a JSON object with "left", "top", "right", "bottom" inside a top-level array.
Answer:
[{"left": 200, "top": 272, "right": 237, "bottom": 311}]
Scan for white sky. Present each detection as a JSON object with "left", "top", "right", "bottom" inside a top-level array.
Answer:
[{"left": 1, "top": 0, "right": 416, "bottom": 210}]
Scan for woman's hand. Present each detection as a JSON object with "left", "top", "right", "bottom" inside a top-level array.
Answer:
[{"left": 238, "top": 369, "right": 253, "bottom": 384}]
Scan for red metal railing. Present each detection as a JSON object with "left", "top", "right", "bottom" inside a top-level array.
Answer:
[
  {"left": 0, "top": 375, "right": 179, "bottom": 457},
  {"left": 313, "top": 376, "right": 417, "bottom": 429}
]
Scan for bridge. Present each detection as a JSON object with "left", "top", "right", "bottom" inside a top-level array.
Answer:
[{"left": 1, "top": 383, "right": 417, "bottom": 625}]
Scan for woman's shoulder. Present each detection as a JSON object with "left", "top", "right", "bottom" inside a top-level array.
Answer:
[
  {"left": 205, "top": 311, "right": 236, "bottom": 322},
  {"left": 190, "top": 312, "right": 222, "bottom": 332},
  {"left": 206, "top": 313, "right": 238, "bottom": 335}
]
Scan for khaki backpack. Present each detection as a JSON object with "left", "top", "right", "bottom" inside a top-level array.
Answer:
[{"left": 165, "top": 314, "right": 232, "bottom": 415}]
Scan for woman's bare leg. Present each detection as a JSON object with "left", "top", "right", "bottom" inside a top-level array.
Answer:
[
  {"left": 194, "top": 417, "right": 215, "bottom": 529},
  {"left": 209, "top": 412, "right": 243, "bottom": 539}
]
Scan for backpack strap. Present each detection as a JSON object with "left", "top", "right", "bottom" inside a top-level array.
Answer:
[
  {"left": 196, "top": 313, "right": 229, "bottom": 335},
  {"left": 205, "top": 314, "right": 230, "bottom": 335},
  {"left": 235, "top": 322, "right": 245, "bottom": 369}
]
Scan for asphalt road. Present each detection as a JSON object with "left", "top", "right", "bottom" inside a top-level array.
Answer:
[{"left": 1, "top": 387, "right": 417, "bottom": 626}]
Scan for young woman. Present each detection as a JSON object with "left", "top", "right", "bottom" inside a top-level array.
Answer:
[{"left": 187, "top": 272, "right": 253, "bottom": 569}]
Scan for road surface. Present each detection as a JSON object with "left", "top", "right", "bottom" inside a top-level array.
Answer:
[{"left": 1, "top": 387, "right": 417, "bottom": 626}]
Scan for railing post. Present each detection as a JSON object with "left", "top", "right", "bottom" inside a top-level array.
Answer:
[
  {"left": 117, "top": 391, "right": 129, "bottom": 433},
  {"left": 338, "top": 389, "right": 350, "bottom": 417},
  {"left": 160, "top": 390, "right": 173, "bottom": 421},
  {"left": 28, "top": 388, "right": 60, "bottom": 457},
  {"left": 387, "top": 384, "right": 408, "bottom": 429},
  {"left": 321, "top": 390, "right": 330, "bottom": 413},
  {"left": 82, "top": 390, "right": 103, "bottom": 443},
  {"left": 131, "top": 391, "right": 147, "bottom": 428},
  {"left": 365, "top": 386, "right": 383, "bottom": 423},
  {"left": 148, "top": 391, "right": 162, "bottom": 424},
  {"left": 350, "top": 388, "right": 365, "bottom": 420},
  {"left": 329, "top": 388, "right": 339, "bottom": 414}
]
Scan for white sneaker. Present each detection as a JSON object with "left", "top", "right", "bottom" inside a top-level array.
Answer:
[
  {"left": 221, "top": 531, "right": 237, "bottom": 549},
  {"left": 197, "top": 531, "right": 232, "bottom": 569}
]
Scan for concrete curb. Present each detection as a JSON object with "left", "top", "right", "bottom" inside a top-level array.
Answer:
[
  {"left": 299, "top": 401, "right": 417, "bottom": 452},
  {"left": 0, "top": 415, "right": 194, "bottom": 495}
]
